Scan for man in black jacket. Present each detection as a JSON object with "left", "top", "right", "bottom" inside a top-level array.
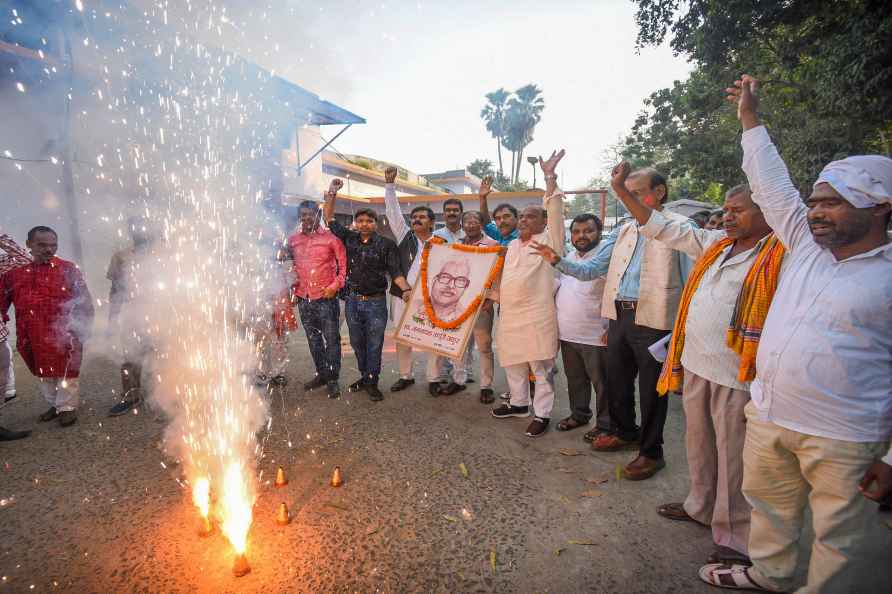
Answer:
[{"left": 323, "top": 179, "right": 411, "bottom": 401}]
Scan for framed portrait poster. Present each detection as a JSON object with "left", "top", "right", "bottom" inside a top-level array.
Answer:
[{"left": 393, "top": 240, "right": 504, "bottom": 359}]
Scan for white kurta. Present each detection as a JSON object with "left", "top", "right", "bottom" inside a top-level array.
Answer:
[{"left": 495, "top": 193, "right": 565, "bottom": 367}]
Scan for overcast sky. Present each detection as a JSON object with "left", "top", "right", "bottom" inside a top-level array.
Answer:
[{"left": 154, "top": 0, "right": 694, "bottom": 188}]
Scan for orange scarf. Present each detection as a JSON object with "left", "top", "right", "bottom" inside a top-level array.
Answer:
[{"left": 725, "top": 234, "right": 785, "bottom": 381}]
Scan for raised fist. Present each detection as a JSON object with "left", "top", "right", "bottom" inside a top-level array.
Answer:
[
  {"left": 610, "top": 161, "right": 631, "bottom": 194},
  {"left": 384, "top": 166, "right": 398, "bottom": 184}
]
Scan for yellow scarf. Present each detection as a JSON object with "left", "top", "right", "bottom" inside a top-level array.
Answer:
[{"left": 725, "top": 234, "right": 785, "bottom": 381}]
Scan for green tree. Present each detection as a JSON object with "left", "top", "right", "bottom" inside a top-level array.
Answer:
[
  {"left": 480, "top": 88, "right": 510, "bottom": 179},
  {"left": 625, "top": 0, "right": 892, "bottom": 192},
  {"left": 502, "top": 84, "right": 545, "bottom": 184}
]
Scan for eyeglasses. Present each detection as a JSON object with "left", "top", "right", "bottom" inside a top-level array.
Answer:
[{"left": 433, "top": 273, "right": 470, "bottom": 289}]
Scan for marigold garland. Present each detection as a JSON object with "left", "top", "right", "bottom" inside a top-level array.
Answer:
[{"left": 419, "top": 241, "right": 505, "bottom": 330}]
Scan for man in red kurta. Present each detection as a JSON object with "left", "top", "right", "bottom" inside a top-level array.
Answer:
[{"left": 0, "top": 227, "right": 94, "bottom": 427}]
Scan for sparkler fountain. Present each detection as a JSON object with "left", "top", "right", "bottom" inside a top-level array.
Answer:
[{"left": 59, "top": 0, "right": 293, "bottom": 575}]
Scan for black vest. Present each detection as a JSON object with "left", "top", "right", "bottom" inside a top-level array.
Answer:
[{"left": 390, "top": 232, "right": 421, "bottom": 297}]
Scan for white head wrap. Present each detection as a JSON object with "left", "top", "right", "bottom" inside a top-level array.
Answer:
[{"left": 814, "top": 155, "right": 892, "bottom": 208}]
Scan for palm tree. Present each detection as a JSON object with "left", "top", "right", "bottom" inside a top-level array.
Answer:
[
  {"left": 506, "top": 84, "right": 545, "bottom": 183},
  {"left": 480, "top": 88, "right": 510, "bottom": 178}
]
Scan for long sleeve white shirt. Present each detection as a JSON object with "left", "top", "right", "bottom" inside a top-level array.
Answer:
[
  {"left": 641, "top": 210, "right": 774, "bottom": 392},
  {"left": 742, "top": 126, "right": 892, "bottom": 464}
]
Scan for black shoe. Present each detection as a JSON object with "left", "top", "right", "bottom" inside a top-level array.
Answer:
[
  {"left": 390, "top": 378, "right": 415, "bottom": 392},
  {"left": 367, "top": 384, "right": 384, "bottom": 402},
  {"left": 58, "top": 410, "right": 78, "bottom": 427},
  {"left": 326, "top": 381, "right": 341, "bottom": 399},
  {"left": 348, "top": 379, "right": 367, "bottom": 393},
  {"left": 38, "top": 407, "right": 59, "bottom": 422},
  {"left": 0, "top": 425, "right": 31, "bottom": 441},
  {"left": 525, "top": 417, "right": 550, "bottom": 438},
  {"left": 271, "top": 375, "right": 288, "bottom": 386},
  {"left": 491, "top": 404, "right": 530, "bottom": 419},
  {"left": 466, "top": 378, "right": 475, "bottom": 384},
  {"left": 438, "top": 382, "right": 466, "bottom": 396},
  {"left": 428, "top": 382, "right": 442, "bottom": 397},
  {"left": 303, "top": 375, "right": 327, "bottom": 391},
  {"left": 479, "top": 388, "right": 495, "bottom": 404}
]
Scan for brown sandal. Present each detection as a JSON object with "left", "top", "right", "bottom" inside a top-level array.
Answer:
[
  {"left": 657, "top": 502, "right": 702, "bottom": 523},
  {"left": 556, "top": 416, "right": 587, "bottom": 431}
]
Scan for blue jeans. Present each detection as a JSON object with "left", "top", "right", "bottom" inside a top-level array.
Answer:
[
  {"left": 297, "top": 297, "right": 341, "bottom": 381},
  {"left": 344, "top": 295, "right": 388, "bottom": 385}
]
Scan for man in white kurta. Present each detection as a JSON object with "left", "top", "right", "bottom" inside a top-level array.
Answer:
[
  {"left": 490, "top": 150, "right": 566, "bottom": 438},
  {"left": 697, "top": 75, "right": 892, "bottom": 594}
]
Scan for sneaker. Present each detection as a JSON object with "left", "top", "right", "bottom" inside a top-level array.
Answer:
[
  {"left": 438, "top": 382, "right": 466, "bottom": 396},
  {"left": 108, "top": 397, "right": 140, "bottom": 417},
  {"left": 326, "top": 381, "right": 341, "bottom": 399},
  {"left": 367, "top": 384, "right": 384, "bottom": 402},
  {"left": 58, "top": 410, "right": 78, "bottom": 427},
  {"left": 525, "top": 417, "right": 550, "bottom": 437},
  {"left": 390, "top": 378, "right": 415, "bottom": 392},
  {"left": 491, "top": 404, "right": 530, "bottom": 419},
  {"left": 303, "top": 375, "right": 327, "bottom": 391},
  {"left": 38, "top": 407, "right": 59, "bottom": 422},
  {"left": 254, "top": 373, "right": 270, "bottom": 387},
  {"left": 499, "top": 391, "right": 511, "bottom": 401},
  {"left": 271, "top": 375, "right": 288, "bottom": 386},
  {"left": 479, "top": 388, "right": 495, "bottom": 404},
  {"left": 347, "top": 379, "right": 367, "bottom": 393},
  {"left": 427, "top": 382, "right": 441, "bottom": 397}
]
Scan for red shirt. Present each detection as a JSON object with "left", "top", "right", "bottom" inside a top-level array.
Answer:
[
  {"left": 287, "top": 228, "right": 346, "bottom": 300},
  {"left": 0, "top": 257, "right": 94, "bottom": 378}
]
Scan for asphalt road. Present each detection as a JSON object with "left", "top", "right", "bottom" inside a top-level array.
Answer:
[{"left": 1, "top": 336, "right": 890, "bottom": 593}]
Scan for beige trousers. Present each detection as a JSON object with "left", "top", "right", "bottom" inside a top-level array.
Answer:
[
  {"left": 396, "top": 343, "right": 414, "bottom": 379},
  {"left": 742, "top": 401, "right": 890, "bottom": 593},
  {"left": 682, "top": 372, "right": 751, "bottom": 554}
]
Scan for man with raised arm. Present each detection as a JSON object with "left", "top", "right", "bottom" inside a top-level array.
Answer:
[
  {"left": 602, "top": 163, "right": 783, "bottom": 567},
  {"left": 532, "top": 168, "right": 693, "bottom": 480},
  {"left": 478, "top": 176, "right": 519, "bottom": 246},
  {"left": 286, "top": 186, "right": 347, "bottom": 399},
  {"left": 324, "top": 179, "right": 410, "bottom": 402},
  {"left": 489, "top": 150, "right": 566, "bottom": 438},
  {"left": 696, "top": 75, "right": 892, "bottom": 593},
  {"left": 382, "top": 166, "right": 452, "bottom": 396}
]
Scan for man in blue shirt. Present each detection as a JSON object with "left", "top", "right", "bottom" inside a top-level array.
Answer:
[
  {"left": 478, "top": 177, "right": 519, "bottom": 246},
  {"left": 532, "top": 166, "right": 692, "bottom": 481}
]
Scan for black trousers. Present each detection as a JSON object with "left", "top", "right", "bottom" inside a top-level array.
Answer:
[{"left": 606, "top": 303, "right": 670, "bottom": 459}]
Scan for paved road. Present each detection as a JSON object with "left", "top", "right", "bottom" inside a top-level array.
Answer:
[{"left": 1, "top": 337, "right": 890, "bottom": 593}]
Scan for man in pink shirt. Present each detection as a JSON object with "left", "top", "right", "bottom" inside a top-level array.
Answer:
[{"left": 286, "top": 191, "right": 347, "bottom": 398}]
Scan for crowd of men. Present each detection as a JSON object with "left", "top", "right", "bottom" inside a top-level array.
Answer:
[{"left": 1, "top": 75, "right": 890, "bottom": 593}]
